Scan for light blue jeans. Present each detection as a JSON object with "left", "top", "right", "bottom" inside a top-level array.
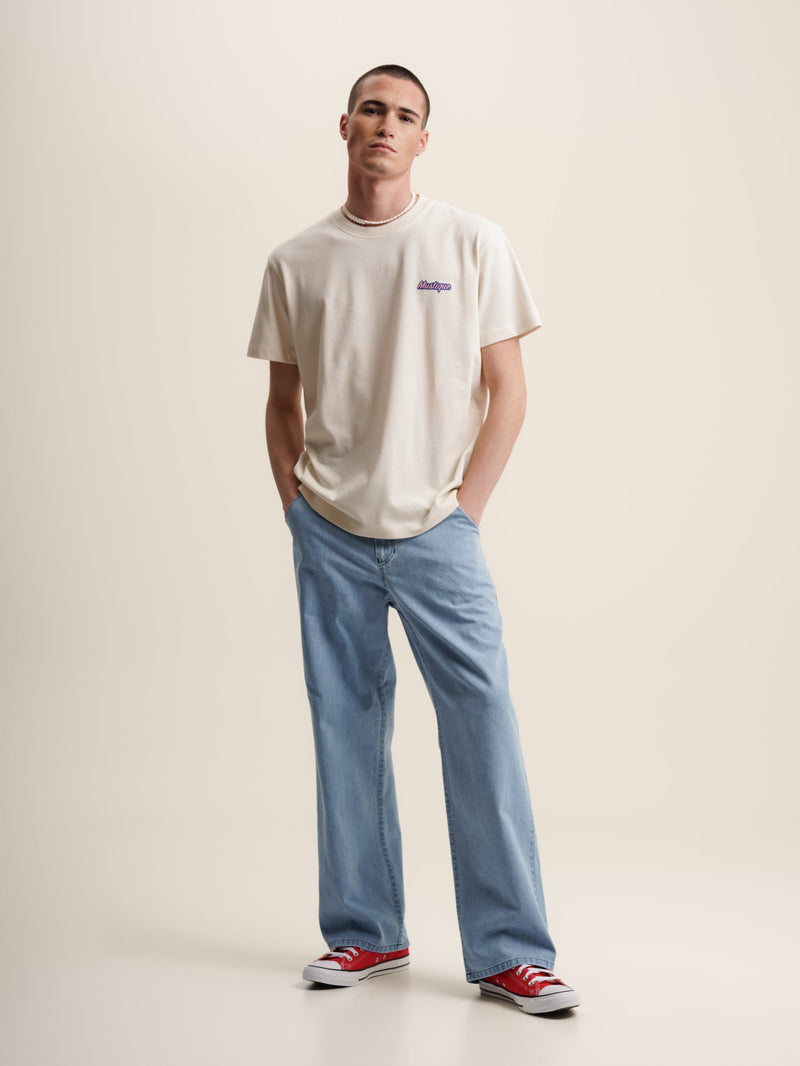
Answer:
[{"left": 285, "top": 493, "right": 556, "bottom": 982}]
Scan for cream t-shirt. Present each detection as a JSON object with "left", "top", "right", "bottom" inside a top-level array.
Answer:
[{"left": 247, "top": 195, "right": 542, "bottom": 539}]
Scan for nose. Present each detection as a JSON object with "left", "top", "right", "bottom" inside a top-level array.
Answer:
[{"left": 377, "top": 116, "right": 395, "bottom": 138}]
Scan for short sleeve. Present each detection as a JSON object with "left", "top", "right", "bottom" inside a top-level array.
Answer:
[
  {"left": 246, "top": 260, "right": 297, "bottom": 363},
  {"left": 477, "top": 224, "right": 542, "bottom": 348}
]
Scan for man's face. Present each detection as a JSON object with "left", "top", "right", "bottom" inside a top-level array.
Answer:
[{"left": 340, "top": 74, "right": 429, "bottom": 179}]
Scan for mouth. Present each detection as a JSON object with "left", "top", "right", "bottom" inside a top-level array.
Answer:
[{"left": 369, "top": 143, "right": 396, "bottom": 153}]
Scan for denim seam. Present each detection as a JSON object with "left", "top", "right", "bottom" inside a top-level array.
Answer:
[
  {"left": 375, "top": 631, "right": 405, "bottom": 938},
  {"left": 530, "top": 806, "right": 548, "bottom": 921},
  {"left": 518, "top": 754, "right": 548, "bottom": 922},
  {"left": 386, "top": 595, "right": 469, "bottom": 969}
]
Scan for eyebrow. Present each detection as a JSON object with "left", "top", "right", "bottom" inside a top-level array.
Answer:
[{"left": 359, "top": 98, "right": 421, "bottom": 120}]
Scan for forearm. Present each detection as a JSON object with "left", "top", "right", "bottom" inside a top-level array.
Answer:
[
  {"left": 265, "top": 398, "right": 304, "bottom": 511},
  {"left": 457, "top": 383, "right": 526, "bottom": 526}
]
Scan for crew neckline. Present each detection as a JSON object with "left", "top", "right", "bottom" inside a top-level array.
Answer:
[{"left": 330, "top": 193, "right": 431, "bottom": 239}]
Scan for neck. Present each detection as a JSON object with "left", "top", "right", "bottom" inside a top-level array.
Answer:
[{"left": 344, "top": 173, "right": 414, "bottom": 223}]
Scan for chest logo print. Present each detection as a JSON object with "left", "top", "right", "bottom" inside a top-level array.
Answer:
[{"left": 417, "top": 279, "right": 452, "bottom": 293}]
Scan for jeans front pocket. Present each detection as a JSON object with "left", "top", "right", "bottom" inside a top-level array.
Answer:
[
  {"left": 284, "top": 492, "right": 304, "bottom": 525},
  {"left": 455, "top": 505, "right": 480, "bottom": 532}
]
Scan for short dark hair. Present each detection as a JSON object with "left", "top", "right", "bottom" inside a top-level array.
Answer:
[{"left": 347, "top": 64, "right": 430, "bottom": 128}]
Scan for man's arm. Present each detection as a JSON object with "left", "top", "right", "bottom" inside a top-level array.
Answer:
[
  {"left": 456, "top": 336, "right": 527, "bottom": 526},
  {"left": 265, "top": 362, "right": 304, "bottom": 512}
]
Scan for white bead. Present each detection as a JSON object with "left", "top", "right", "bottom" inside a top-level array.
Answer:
[{"left": 341, "top": 193, "right": 418, "bottom": 226}]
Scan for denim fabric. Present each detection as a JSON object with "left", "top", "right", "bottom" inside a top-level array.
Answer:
[{"left": 285, "top": 493, "right": 556, "bottom": 982}]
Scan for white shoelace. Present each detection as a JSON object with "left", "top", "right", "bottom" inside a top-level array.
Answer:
[
  {"left": 328, "top": 948, "right": 359, "bottom": 961},
  {"left": 517, "top": 965, "right": 561, "bottom": 987}
]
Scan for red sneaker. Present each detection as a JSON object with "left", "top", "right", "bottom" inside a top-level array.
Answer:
[
  {"left": 479, "top": 964, "right": 580, "bottom": 1013},
  {"left": 302, "top": 946, "right": 410, "bottom": 987}
]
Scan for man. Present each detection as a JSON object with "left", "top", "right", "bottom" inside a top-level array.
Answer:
[{"left": 247, "top": 64, "right": 579, "bottom": 1015}]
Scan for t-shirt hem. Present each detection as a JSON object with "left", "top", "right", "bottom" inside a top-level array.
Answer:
[{"left": 299, "top": 487, "right": 460, "bottom": 540}]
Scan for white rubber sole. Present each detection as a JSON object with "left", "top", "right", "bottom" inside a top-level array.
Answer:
[
  {"left": 302, "top": 958, "right": 410, "bottom": 987},
  {"left": 479, "top": 981, "right": 581, "bottom": 1014}
]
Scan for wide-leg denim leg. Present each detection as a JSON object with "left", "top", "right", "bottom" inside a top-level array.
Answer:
[
  {"left": 285, "top": 494, "right": 408, "bottom": 953},
  {"left": 383, "top": 507, "right": 556, "bottom": 982},
  {"left": 285, "top": 494, "right": 555, "bottom": 980}
]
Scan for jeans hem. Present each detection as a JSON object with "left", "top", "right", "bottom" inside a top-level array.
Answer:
[
  {"left": 466, "top": 955, "right": 557, "bottom": 983},
  {"left": 325, "top": 936, "right": 410, "bottom": 953}
]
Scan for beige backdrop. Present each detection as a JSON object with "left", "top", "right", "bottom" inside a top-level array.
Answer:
[{"left": 2, "top": 1, "right": 797, "bottom": 1063}]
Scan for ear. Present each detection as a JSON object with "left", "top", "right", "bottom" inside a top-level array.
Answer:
[
  {"left": 339, "top": 113, "right": 349, "bottom": 140},
  {"left": 416, "top": 129, "right": 430, "bottom": 156}
]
